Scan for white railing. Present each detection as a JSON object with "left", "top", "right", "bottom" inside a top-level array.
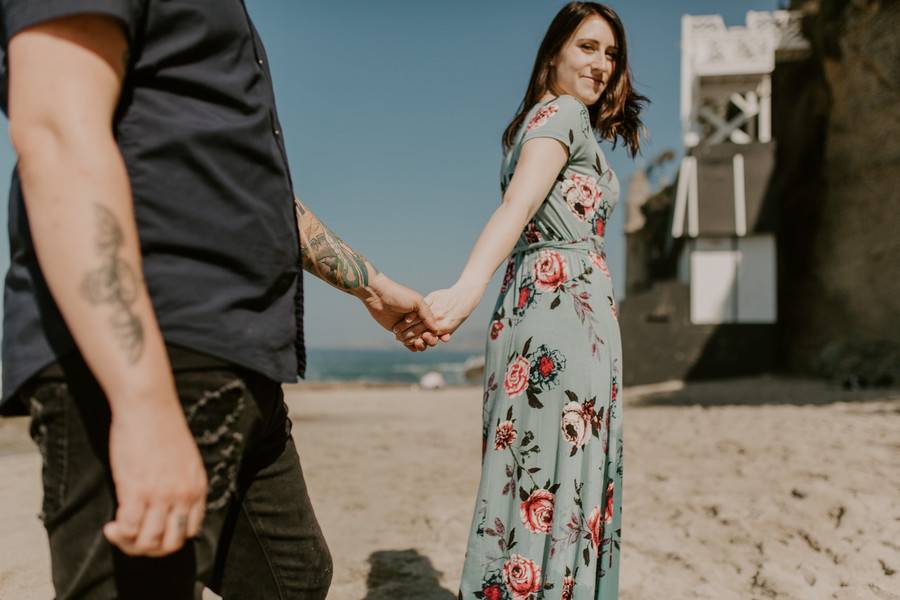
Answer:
[
  {"left": 681, "top": 10, "right": 808, "bottom": 147},
  {"left": 691, "top": 31, "right": 773, "bottom": 76}
]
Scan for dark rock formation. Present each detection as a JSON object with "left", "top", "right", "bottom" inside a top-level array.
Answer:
[
  {"left": 620, "top": 280, "right": 778, "bottom": 385},
  {"left": 780, "top": 0, "right": 900, "bottom": 385}
]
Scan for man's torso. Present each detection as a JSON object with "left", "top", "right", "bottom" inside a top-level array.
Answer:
[{"left": 0, "top": 0, "right": 306, "bottom": 409}]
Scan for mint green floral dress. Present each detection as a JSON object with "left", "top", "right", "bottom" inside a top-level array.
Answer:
[{"left": 459, "top": 96, "right": 623, "bottom": 600}]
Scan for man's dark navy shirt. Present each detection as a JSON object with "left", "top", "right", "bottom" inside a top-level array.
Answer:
[{"left": 0, "top": 0, "right": 306, "bottom": 408}]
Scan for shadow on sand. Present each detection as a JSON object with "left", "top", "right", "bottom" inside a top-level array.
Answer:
[
  {"left": 625, "top": 376, "right": 900, "bottom": 407},
  {"left": 361, "top": 549, "right": 456, "bottom": 600},
  {"left": 630, "top": 376, "right": 900, "bottom": 408}
]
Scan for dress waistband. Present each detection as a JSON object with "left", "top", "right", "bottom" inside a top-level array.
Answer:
[{"left": 510, "top": 238, "right": 601, "bottom": 257}]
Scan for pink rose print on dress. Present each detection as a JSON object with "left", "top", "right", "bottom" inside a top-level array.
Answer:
[
  {"left": 560, "top": 172, "right": 602, "bottom": 221},
  {"left": 561, "top": 576, "right": 575, "bottom": 600},
  {"left": 590, "top": 251, "right": 611, "bottom": 279},
  {"left": 503, "top": 554, "right": 543, "bottom": 600},
  {"left": 533, "top": 250, "right": 568, "bottom": 292},
  {"left": 527, "top": 345, "right": 566, "bottom": 391},
  {"left": 526, "top": 103, "right": 559, "bottom": 131},
  {"left": 490, "top": 320, "right": 504, "bottom": 340},
  {"left": 587, "top": 504, "right": 603, "bottom": 550},
  {"left": 512, "top": 280, "right": 537, "bottom": 318},
  {"left": 594, "top": 216, "right": 606, "bottom": 237},
  {"left": 587, "top": 482, "right": 615, "bottom": 550},
  {"left": 520, "top": 488, "right": 555, "bottom": 534},
  {"left": 518, "top": 288, "right": 530, "bottom": 308},
  {"left": 504, "top": 356, "right": 531, "bottom": 398},
  {"left": 524, "top": 221, "right": 542, "bottom": 244},
  {"left": 581, "top": 397, "right": 603, "bottom": 435},
  {"left": 561, "top": 401, "right": 590, "bottom": 448},
  {"left": 494, "top": 420, "right": 517, "bottom": 450},
  {"left": 516, "top": 285, "right": 534, "bottom": 312},
  {"left": 604, "top": 481, "right": 615, "bottom": 522},
  {"left": 538, "top": 355, "right": 554, "bottom": 378},
  {"left": 481, "top": 584, "right": 503, "bottom": 600},
  {"left": 500, "top": 259, "right": 516, "bottom": 295}
]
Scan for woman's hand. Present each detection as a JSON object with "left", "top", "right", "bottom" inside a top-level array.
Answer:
[{"left": 427, "top": 284, "right": 483, "bottom": 333}]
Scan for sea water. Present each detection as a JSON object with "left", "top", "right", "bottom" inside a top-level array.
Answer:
[{"left": 303, "top": 347, "right": 479, "bottom": 385}]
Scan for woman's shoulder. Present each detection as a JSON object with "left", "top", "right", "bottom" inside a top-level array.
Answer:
[
  {"left": 552, "top": 95, "right": 591, "bottom": 126},
  {"left": 523, "top": 95, "right": 593, "bottom": 143},
  {"left": 552, "top": 94, "right": 589, "bottom": 112}
]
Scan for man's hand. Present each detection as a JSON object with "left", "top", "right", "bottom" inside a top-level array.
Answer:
[
  {"left": 357, "top": 273, "right": 449, "bottom": 351},
  {"left": 103, "top": 394, "right": 207, "bottom": 557}
]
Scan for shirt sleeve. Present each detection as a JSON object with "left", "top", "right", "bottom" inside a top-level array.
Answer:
[
  {"left": 520, "top": 94, "right": 591, "bottom": 162},
  {"left": 1, "top": 0, "right": 146, "bottom": 47}
]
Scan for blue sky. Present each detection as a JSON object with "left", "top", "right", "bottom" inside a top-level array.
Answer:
[{"left": 0, "top": 0, "right": 779, "bottom": 352}]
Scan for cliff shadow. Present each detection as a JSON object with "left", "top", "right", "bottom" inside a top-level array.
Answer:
[{"left": 630, "top": 376, "right": 899, "bottom": 408}]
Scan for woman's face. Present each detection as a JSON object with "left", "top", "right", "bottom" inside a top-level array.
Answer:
[{"left": 550, "top": 14, "right": 618, "bottom": 107}]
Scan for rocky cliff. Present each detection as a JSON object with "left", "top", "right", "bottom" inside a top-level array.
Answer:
[{"left": 780, "top": 0, "right": 900, "bottom": 385}]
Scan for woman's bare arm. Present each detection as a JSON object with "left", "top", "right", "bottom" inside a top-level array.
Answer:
[{"left": 395, "top": 137, "right": 568, "bottom": 342}]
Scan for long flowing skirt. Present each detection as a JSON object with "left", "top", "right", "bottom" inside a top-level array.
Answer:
[{"left": 458, "top": 246, "right": 623, "bottom": 600}]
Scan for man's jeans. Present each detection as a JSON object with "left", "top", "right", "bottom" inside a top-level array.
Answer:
[{"left": 21, "top": 358, "right": 332, "bottom": 599}]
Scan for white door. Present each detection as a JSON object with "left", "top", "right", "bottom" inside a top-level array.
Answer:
[
  {"left": 691, "top": 238, "right": 737, "bottom": 324},
  {"left": 689, "top": 235, "right": 776, "bottom": 324},
  {"left": 736, "top": 235, "right": 777, "bottom": 322}
]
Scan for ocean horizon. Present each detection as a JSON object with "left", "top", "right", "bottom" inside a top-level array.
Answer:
[
  {"left": 303, "top": 346, "right": 482, "bottom": 385},
  {"left": 0, "top": 347, "right": 482, "bottom": 392}
]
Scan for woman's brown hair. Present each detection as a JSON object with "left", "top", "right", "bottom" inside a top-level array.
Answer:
[{"left": 503, "top": 2, "right": 648, "bottom": 157}]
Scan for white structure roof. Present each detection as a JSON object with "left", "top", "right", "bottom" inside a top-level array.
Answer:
[{"left": 681, "top": 11, "right": 809, "bottom": 148}]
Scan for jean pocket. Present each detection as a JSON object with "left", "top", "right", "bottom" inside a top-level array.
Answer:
[
  {"left": 177, "top": 371, "right": 250, "bottom": 512},
  {"left": 25, "top": 382, "right": 70, "bottom": 524}
]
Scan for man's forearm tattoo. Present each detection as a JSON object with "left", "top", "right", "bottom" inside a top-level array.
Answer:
[
  {"left": 294, "top": 199, "right": 373, "bottom": 290},
  {"left": 80, "top": 204, "right": 144, "bottom": 363}
]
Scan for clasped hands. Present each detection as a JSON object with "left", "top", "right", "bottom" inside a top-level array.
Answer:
[{"left": 360, "top": 272, "right": 483, "bottom": 351}]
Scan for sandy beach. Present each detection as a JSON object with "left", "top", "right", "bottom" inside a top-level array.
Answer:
[{"left": 0, "top": 376, "right": 897, "bottom": 599}]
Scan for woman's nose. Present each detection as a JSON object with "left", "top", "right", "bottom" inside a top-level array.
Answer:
[{"left": 594, "top": 53, "right": 612, "bottom": 75}]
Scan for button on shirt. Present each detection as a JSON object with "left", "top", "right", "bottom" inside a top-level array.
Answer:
[{"left": 0, "top": 0, "right": 306, "bottom": 406}]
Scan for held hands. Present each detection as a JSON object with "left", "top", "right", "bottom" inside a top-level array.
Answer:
[
  {"left": 392, "top": 282, "right": 483, "bottom": 348},
  {"left": 359, "top": 272, "right": 451, "bottom": 351}
]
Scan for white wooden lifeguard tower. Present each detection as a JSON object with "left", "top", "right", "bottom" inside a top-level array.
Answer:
[{"left": 672, "top": 11, "right": 808, "bottom": 325}]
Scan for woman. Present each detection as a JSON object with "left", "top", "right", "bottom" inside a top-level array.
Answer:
[{"left": 397, "top": 3, "right": 645, "bottom": 597}]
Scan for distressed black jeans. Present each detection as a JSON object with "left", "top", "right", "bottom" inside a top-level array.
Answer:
[{"left": 22, "top": 357, "right": 332, "bottom": 599}]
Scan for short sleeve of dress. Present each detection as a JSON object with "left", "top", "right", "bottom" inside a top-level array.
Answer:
[
  {"left": 1, "top": 0, "right": 147, "bottom": 47},
  {"left": 520, "top": 95, "right": 591, "bottom": 161}
]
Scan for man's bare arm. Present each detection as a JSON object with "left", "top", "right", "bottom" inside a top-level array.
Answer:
[
  {"left": 8, "top": 15, "right": 205, "bottom": 556},
  {"left": 294, "top": 196, "right": 376, "bottom": 293},
  {"left": 9, "top": 16, "right": 154, "bottom": 380},
  {"left": 293, "top": 197, "right": 445, "bottom": 350}
]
